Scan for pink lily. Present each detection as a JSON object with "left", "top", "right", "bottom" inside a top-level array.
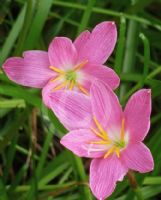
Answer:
[
  {"left": 3, "top": 22, "right": 119, "bottom": 107},
  {"left": 48, "top": 80, "right": 154, "bottom": 199}
]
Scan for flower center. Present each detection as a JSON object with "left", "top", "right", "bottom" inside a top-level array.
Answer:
[
  {"left": 65, "top": 70, "right": 77, "bottom": 82},
  {"left": 90, "top": 117, "right": 127, "bottom": 158},
  {"left": 49, "top": 60, "right": 89, "bottom": 94},
  {"left": 114, "top": 140, "right": 126, "bottom": 149}
]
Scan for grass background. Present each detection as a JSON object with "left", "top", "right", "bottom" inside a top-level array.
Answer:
[{"left": 0, "top": 0, "right": 161, "bottom": 199}]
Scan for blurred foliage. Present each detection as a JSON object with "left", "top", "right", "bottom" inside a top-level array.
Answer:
[{"left": 0, "top": 0, "right": 161, "bottom": 199}]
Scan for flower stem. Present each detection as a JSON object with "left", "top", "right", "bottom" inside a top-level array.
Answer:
[{"left": 127, "top": 171, "right": 144, "bottom": 200}]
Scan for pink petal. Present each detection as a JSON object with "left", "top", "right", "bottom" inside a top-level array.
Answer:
[
  {"left": 90, "top": 155, "right": 127, "bottom": 200},
  {"left": 90, "top": 80, "right": 122, "bottom": 131},
  {"left": 81, "top": 63, "right": 120, "bottom": 90},
  {"left": 78, "top": 21, "right": 117, "bottom": 64},
  {"left": 42, "top": 80, "right": 62, "bottom": 107},
  {"left": 3, "top": 51, "right": 53, "bottom": 88},
  {"left": 49, "top": 90, "right": 92, "bottom": 130},
  {"left": 74, "top": 30, "right": 90, "bottom": 55},
  {"left": 60, "top": 129, "right": 106, "bottom": 158},
  {"left": 48, "top": 37, "right": 78, "bottom": 70},
  {"left": 121, "top": 142, "right": 154, "bottom": 173},
  {"left": 124, "top": 89, "right": 151, "bottom": 142}
]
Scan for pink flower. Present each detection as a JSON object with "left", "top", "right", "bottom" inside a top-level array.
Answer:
[
  {"left": 3, "top": 22, "right": 119, "bottom": 107},
  {"left": 48, "top": 80, "right": 154, "bottom": 200}
]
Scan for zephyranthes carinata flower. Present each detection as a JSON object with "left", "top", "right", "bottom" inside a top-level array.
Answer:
[
  {"left": 48, "top": 80, "right": 154, "bottom": 200},
  {"left": 3, "top": 22, "right": 119, "bottom": 107}
]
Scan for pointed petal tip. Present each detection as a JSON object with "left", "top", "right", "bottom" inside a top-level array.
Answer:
[
  {"left": 146, "top": 89, "right": 152, "bottom": 99},
  {"left": 90, "top": 157, "right": 127, "bottom": 200},
  {"left": 140, "top": 88, "right": 152, "bottom": 101},
  {"left": 141, "top": 88, "right": 151, "bottom": 93},
  {"left": 98, "top": 20, "right": 116, "bottom": 25},
  {"left": 60, "top": 137, "right": 65, "bottom": 146},
  {"left": 48, "top": 36, "right": 77, "bottom": 69},
  {"left": 78, "top": 21, "right": 117, "bottom": 64},
  {"left": 2, "top": 51, "right": 51, "bottom": 88},
  {"left": 121, "top": 143, "right": 154, "bottom": 173},
  {"left": 2, "top": 57, "right": 19, "bottom": 76},
  {"left": 2, "top": 63, "right": 7, "bottom": 71},
  {"left": 2, "top": 58, "right": 11, "bottom": 69},
  {"left": 147, "top": 89, "right": 151, "bottom": 94},
  {"left": 108, "top": 21, "right": 116, "bottom": 26},
  {"left": 50, "top": 36, "right": 72, "bottom": 43},
  {"left": 96, "top": 21, "right": 117, "bottom": 32},
  {"left": 2, "top": 65, "right": 9, "bottom": 77}
]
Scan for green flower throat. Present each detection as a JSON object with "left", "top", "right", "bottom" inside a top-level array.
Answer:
[{"left": 65, "top": 70, "right": 77, "bottom": 82}]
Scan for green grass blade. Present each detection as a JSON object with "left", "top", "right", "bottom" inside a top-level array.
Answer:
[
  {"left": 24, "top": 0, "right": 53, "bottom": 49},
  {"left": 120, "top": 20, "right": 140, "bottom": 102},
  {"left": 77, "top": 0, "right": 96, "bottom": 34},
  {"left": 14, "top": 0, "right": 35, "bottom": 55},
  {"left": 139, "top": 33, "right": 150, "bottom": 85},
  {"left": 0, "top": 178, "right": 9, "bottom": 200},
  {"left": 52, "top": 1, "right": 161, "bottom": 31},
  {"left": 114, "top": 16, "right": 126, "bottom": 75},
  {"left": 68, "top": 153, "right": 92, "bottom": 200},
  {"left": 36, "top": 130, "right": 54, "bottom": 177},
  {"left": 0, "top": 5, "right": 26, "bottom": 65},
  {"left": 38, "top": 163, "right": 69, "bottom": 187},
  {"left": 3, "top": 135, "right": 18, "bottom": 182},
  {"left": 0, "top": 84, "right": 41, "bottom": 108}
]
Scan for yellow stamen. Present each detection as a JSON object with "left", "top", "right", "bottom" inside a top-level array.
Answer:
[
  {"left": 90, "top": 127, "right": 107, "bottom": 140},
  {"left": 93, "top": 116, "right": 108, "bottom": 140},
  {"left": 69, "top": 80, "right": 75, "bottom": 90},
  {"left": 50, "top": 75, "right": 64, "bottom": 83},
  {"left": 77, "top": 83, "right": 90, "bottom": 96},
  {"left": 49, "top": 66, "right": 65, "bottom": 74},
  {"left": 90, "top": 140, "right": 111, "bottom": 145},
  {"left": 104, "top": 146, "right": 116, "bottom": 159},
  {"left": 52, "top": 81, "right": 68, "bottom": 92},
  {"left": 115, "top": 147, "right": 120, "bottom": 158},
  {"left": 74, "top": 60, "right": 88, "bottom": 71},
  {"left": 89, "top": 117, "right": 126, "bottom": 159},
  {"left": 120, "top": 118, "right": 125, "bottom": 141}
]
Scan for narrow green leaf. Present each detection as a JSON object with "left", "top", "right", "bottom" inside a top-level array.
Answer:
[
  {"left": 0, "top": 84, "right": 41, "bottom": 108},
  {"left": 3, "top": 135, "right": 18, "bottom": 182},
  {"left": 143, "top": 177, "right": 161, "bottom": 185},
  {"left": 0, "top": 178, "right": 8, "bottom": 200},
  {"left": 24, "top": 0, "right": 53, "bottom": 49},
  {"left": 52, "top": 1, "right": 161, "bottom": 31},
  {"left": 0, "top": 99, "right": 25, "bottom": 108},
  {"left": 36, "top": 130, "right": 54, "bottom": 177},
  {"left": 0, "top": 5, "right": 26, "bottom": 65},
  {"left": 120, "top": 20, "right": 140, "bottom": 101},
  {"left": 77, "top": 0, "right": 96, "bottom": 34},
  {"left": 38, "top": 163, "right": 69, "bottom": 187},
  {"left": 114, "top": 16, "right": 126, "bottom": 75},
  {"left": 139, "top": 33, "right": 150, "bottom": 86},
  {"left": 14, "top": 0, "right": 36, "bottom": 55}
]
